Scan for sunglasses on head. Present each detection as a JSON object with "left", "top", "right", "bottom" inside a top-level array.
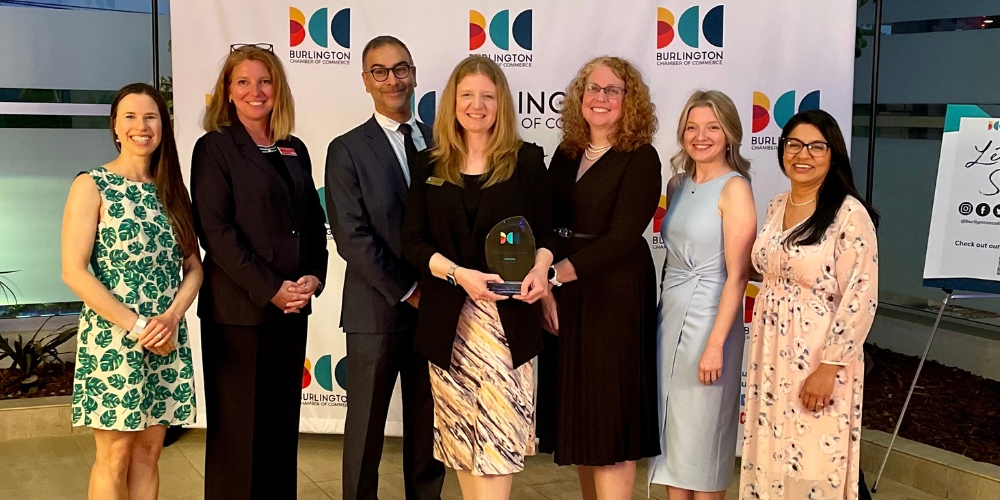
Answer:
[{"left": 230, "top": 43, "right": 274, "bottom": 53}]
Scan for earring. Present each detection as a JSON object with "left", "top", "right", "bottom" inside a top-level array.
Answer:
[{"left": 115, "top": 138, "right": 120, "bottom": 143}]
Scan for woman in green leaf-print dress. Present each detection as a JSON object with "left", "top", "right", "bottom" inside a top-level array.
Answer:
[{"left": 62, "top": 83, "right": 203, "bottom": 498}]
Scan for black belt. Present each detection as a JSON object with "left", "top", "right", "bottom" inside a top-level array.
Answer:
[{"left": 554, "top": 227, "right": 599, "bottom": 240}]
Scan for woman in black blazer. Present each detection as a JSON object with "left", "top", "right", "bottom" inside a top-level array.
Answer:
[
  {"left": 190, "top": 45, "right": 328, "bottom": 500},
  {"left": 401, "top": 56, "right": 553, "bottom": 500}
]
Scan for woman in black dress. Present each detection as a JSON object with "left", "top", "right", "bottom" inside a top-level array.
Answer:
[{"left": 539, "top": 56, "right": 662, "bottom": 499}]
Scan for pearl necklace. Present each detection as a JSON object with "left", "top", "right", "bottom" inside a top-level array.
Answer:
[
  {"left": 585, "top": 142, "right": 612, "bottom": 161},
  {"left": 789, "top": 197, "right": 817, "bottom": 207}
]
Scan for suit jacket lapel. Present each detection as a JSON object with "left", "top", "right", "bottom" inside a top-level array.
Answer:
[
  {"left": 417, "top": 120, "right": 434, "bottom": 149},
  {"left": 363, "top": 116, "right": 409, "bottom": 203},
  {"left": 227, "top": 121, "right": 295, "bottom": 216}
]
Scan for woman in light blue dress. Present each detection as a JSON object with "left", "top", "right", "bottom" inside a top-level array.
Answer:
[{"left": 649, "top": 90, "right": 756, "bottom": 499}]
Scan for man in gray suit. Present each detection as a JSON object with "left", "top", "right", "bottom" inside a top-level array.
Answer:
[{"left": 324, "top": 36, "right": 443, "bottom": 500}]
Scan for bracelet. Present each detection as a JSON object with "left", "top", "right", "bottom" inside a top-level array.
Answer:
[{"left": 130, "top": 315, "right": 148, "bottom": 338}]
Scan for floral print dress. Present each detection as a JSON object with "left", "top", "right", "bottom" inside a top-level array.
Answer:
[
  {"left": 72, "top": 167, "right": 196, "bottom": 431},
  {"left": 740, "top": 193, "right": 878, "bottom": 500}
]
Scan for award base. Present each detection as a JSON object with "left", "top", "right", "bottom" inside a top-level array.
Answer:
[{"left": 487, "top": 281, "right": 523, "bottom": 296}]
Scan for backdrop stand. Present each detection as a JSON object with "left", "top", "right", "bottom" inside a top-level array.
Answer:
[{"left": 871, "top": 289, "right": 999, "bottom": 492}]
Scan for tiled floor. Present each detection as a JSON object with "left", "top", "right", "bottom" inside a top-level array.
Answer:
[{"left": 0, "top": 430, "right": 946, "bottom": 500}]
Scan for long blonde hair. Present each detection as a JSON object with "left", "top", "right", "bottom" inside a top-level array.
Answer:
[
  {"left": 431, "top": 56, "right": 521, "bottom": 188},
  {"left": 670, "top": 90, "right": 751, "bottom": 179},
  {"left": 203, "top": 46, "right": 295, "bottom": 141},
  {"left": 559, "top": 56, "right": 657, "bottom": 156}
]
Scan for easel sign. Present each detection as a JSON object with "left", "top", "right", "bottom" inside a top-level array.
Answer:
[
  {"left": 922, "top": 104, "right": 1000, "bottom": 294},
  {"left": 876, "top": 104, "right": 1000, "bottom": 492}
]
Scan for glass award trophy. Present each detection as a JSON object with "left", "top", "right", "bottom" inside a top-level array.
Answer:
[{"left": 485, "top": 216, "right": 536, "bottom": 296}]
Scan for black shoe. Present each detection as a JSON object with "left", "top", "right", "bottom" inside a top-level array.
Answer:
[{"left": 163, "top": 426, "right": 189, "bottom": 447}]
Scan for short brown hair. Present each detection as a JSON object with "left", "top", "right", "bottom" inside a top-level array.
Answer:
[
  {"left": 362, "top": 35, "right": 413, "bottom": 69},
  {"left": 203, "top": 46, "right": 295, "bottom": 141},
  {"left": 559, "top": 56, "right": 657, "bottom": 156}
]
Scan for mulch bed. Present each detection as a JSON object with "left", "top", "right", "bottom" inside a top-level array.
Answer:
[
  {"left": 863, "top": 344, "right": 1000, "bottom": 466},
  {"left": 0, "top": 362, "right": 75, "bottom": 400}
]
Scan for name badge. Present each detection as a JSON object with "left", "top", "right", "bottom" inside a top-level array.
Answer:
[
  {"left": 278, "top": 147, "right": 297, "bottom": 156},
  {"left": 425, "top": 176, "right": 445, "bottom": 186}
]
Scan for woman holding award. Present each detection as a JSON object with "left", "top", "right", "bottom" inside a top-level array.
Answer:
[
  {"left": 538, "top": 56, "right": 661, "bottom": 499},
  {"left": 401, "top": 55, "right": 554, "bottom": 500}
]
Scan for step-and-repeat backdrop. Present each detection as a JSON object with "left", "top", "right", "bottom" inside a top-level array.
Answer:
[{"left": 170, "top": 1, "right": 856, "bottom": 443}]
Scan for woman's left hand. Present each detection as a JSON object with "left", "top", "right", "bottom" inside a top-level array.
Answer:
[
  {"left": 285, "top": 275, "right": 321, "bottom": 311},
  {"left": 800, "top": 363, "right": 840, "bottom": 412},
  {"left": 513, "top": 268, "right": 549, "bottom": 304},
  {"left": 698, "top": 345, "right": 724, "bottom": 385},
  {"left": 140, "top": 311, "right": 180, "bottom": 355}
]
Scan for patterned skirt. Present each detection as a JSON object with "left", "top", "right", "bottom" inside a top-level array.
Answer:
[{"left": 429, "top": 299, "right": 535, "bottom": 476}]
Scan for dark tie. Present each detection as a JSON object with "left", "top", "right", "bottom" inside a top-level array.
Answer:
[{"left": 397, "top": 123, "right": 419, "bottom": 184}]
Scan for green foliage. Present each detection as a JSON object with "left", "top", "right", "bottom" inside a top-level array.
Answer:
[{"left": 0, "top": 316, "right": 78, "bottom": 384}]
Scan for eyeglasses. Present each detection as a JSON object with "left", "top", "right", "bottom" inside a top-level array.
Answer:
[
  {"left": 584, "top": 83, "right": 625, "bottom": 99},
  {"left": 367, "top": 63, "right": 414, "bottom": 82},
  {"left": 230, "top": 43, "right": 274, "bottom": 53},
  {"left": 782, "top": 138, "right": 830, "bottom": 158}
]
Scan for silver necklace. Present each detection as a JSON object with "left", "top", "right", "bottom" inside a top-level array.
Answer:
[
  {"left": 585, "top": 142, "right": 612, "bottom": 161},
  {"left": 789, "top": 196, "right": 817, "bottom": 207}
]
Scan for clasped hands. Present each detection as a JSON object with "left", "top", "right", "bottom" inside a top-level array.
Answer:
[
  {"left": 136, "top": 311, "right": 180, "bottom": 356},
  {"left": 271, "top": 275, "right": 321, "bottom": 314}
]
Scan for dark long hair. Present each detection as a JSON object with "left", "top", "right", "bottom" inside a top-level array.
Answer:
[
  {"left": 109, "top": 83, "right": 197, "bottom": 257},
  {"left": 778, "top": 109, "right": 879, "bottom": 246}
]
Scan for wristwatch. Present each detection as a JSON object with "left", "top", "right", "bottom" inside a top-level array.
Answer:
[
  {"left": 128, "top": 314, "right": 148, "bottom": 340},
  {"left": 548, "top": 266, "right": 562, "bottom": 287},
  {"left": 446, "top": 264, "right": 459, "bottom": 286}
]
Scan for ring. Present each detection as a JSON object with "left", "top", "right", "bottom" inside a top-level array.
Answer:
[{"left": 155, "top": 333, "right": 162, "bottom": 339}]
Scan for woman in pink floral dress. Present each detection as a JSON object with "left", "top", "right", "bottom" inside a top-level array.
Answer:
[{"left": 741, "top": 110, "right": 879, "bottom": 500}]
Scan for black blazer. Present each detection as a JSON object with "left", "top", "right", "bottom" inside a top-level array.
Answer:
[
  {"left": 190, "top": 119, "right": 329, "bottom": 325},
  {"left": 402, "top": 142, "right": 554, "bottom": 369},
  {"left": 324, "top": 116, "right": 433, "bottom": 334}
]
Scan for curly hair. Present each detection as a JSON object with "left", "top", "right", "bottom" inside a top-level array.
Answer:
[{"left": 559, "top": 56, "right": 657, "bottom": 156}]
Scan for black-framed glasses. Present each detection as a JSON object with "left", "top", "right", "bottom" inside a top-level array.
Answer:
[
  {"left": 584, "top": 83, "right": 626, "bottom": 99},
  {"left": 782, "top": 138, "right": 830, "bottom": 158},
  {"left": 367, "top": 63, "right": 414, "bottom": 82},
  {"left": 230, "top": 43, "right": 274, "bottom": 53}
]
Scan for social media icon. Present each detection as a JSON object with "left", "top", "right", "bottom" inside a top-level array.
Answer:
[
  {"left": 976, "top": 203, "right": 990, "bottom": 217},
  {"left": 959, "top": 202, "right": 974, "bottom": 216},
  {"left": 994, "top": 204, "right": 1000, "bottom": 218}
]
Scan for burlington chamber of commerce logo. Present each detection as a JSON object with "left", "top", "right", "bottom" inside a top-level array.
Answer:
[
  {"left": 988, "top": 121, "right": 1000, "bottom": 130},
  {"left": 500, "top": 231, "right": 521, "bottom": 244},
  {"left": 750, "top": 90, "right": 821, "bottom": 150},
  {"left": 411, "top": 91, "right": 437, "bottom": 127},
  {"left": 289, "top": 7, "right": 351, "bottom": 65},
  {"left": 470, "top": 9, "right": 533, "bottom": 67},
  {"left": 650, "top": 195, "right": 668, "bottom": 249},
  {"left": 302, "top": 354, "right": 348, "bottom": 407},
  {"left": 655, "top": 5, "right": 724, "bottom": 66}
]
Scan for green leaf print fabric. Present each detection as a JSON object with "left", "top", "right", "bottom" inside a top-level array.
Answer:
[{"left": 72, "top": 168, "right": 196, "bottom": 431}]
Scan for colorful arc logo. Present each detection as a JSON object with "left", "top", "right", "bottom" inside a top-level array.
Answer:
[
  {"left": 410, "top": 91, "right": 437, "bottom": 127},
  {"left": 744, "top": 283, "right": 759, "bottom": 323},
  {"left": 752, "top": 90, "right": 821, "bottom": 133},
  {"left": 500, "top": 232, "right": 520, "bottom": 245},
  {"left": 302, "top": 355, "right": 348, "bottom": 391},
  {"left": 290, "top": 7, "right": 350, "bottom": 49},
  {"left": 470, "top": 9, "right": 532, "bottom": 51},
  {"left": 657, "top": 5, "right": 723, "bottom": 49},
  {"left": 989, "top": 121, "right": 1000, "bottom": 131},
  {"left": 653, "top": 195, "right": 668, "bottom": 232}
]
